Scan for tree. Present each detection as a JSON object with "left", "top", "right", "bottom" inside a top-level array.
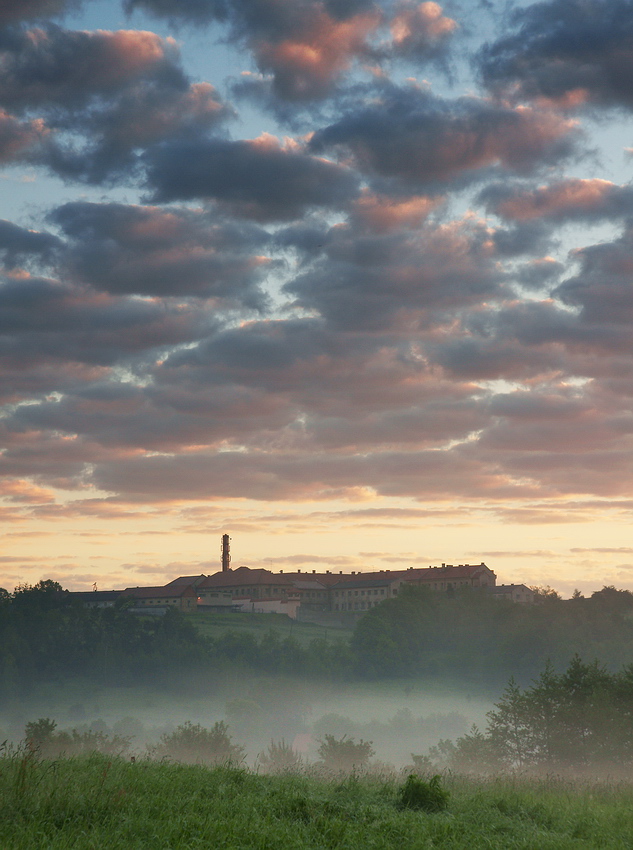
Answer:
[{"left": 486, "top": 677, "right": 534, "bottom": 769}]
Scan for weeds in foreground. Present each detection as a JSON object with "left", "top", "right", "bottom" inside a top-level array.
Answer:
[
  {"left": 2, "top": 754, "right": 633, "bottom": 849},
  {"left": 398, "top": 773, "right": 450, "bottom": 812}
]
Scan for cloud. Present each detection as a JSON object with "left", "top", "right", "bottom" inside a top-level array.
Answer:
[
  {"left": 480, "top": 178, "right": 633, "bottom": 224},
  {"left": 0, "top": 478, "right": 56, "bottom": 503},
  {"left": 51, "top": 201, "right": 272, "bottom": 305},
  {"left": 0, "top": 0, "right": 79, "bottom": 25},
  {"left": 251, "top": 6, "right": 382, "bottom": 101},
  {"left": 284, "top": 214, "right": 508, "bottom": 329},
  {"left": 0, "top": 270, "right": 211, "bottom": 369},
  {"left": 555, "top": 227, "right": 633, "bottom": 332},
  {"left": 0, "top": 110, "right": 47, "bottom": 163},
  {"left": 129, "top": 0, "right": 382, "bottom": 99},
  {"left": 128, "top": 0, "right": 458, "bottom": 103},
  {"left": 0, "top": 219, "right": 62, "bottom": 267},
  {"left": 309, "top": 85, "right": 580, "bottom": 190},
  {"left": 0, "top": 25, "right": 231, "bottom": 179},
  {"left": 350, "top": 191, "right": 442, "bottom": 232},
  {"left": 389, "top": 1, "right": 457, "bottom": 61},
  {"left": 478, "top": 0, "right": 633, "bottom": 110},
  {"left": 0, "top": 26, "right": 182, "bottom": 110},
  {"left": 87, "top": 445, "right": 537, "bottom": 502},
  {"left": 144, "top": 133, "right": 359, "bottom": 220}
]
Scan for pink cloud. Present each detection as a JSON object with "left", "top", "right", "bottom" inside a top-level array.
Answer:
[
  {"left": 351, "top": 192, "right": 441, "bottom": 231},
  {"left": 255, "top": 9, "right": 381, "bottom": 99},
  {"left": 495, "top": 178, "right": 619, "bottom": 221},
  {"left": 390, "top": 2, "right": 457, "bottom": 52},
  {"left": 0, "top": 111, "right": 47, "bottom": 163},
  {"left": 0, "top": 479, "right": 56, "bottom": 504}
]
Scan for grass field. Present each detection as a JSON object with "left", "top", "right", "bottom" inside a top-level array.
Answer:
[
  {"left": 3, "top": 752, "right": 633, "bottom": 849},
  {"left": 185, "top": 611, "right": 354, "bottom": 647}
]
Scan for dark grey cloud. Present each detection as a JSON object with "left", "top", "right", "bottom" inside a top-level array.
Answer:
[
  {"left": 5, "top": 377, "right": 295, "bottom": 452},
  {"left": 515, "top": 257, "right": 565, "bottom": 290},
  {"left": 0, "top": 24, "right": 231, "bottom": 181},
  {"left": 491, "top": 221, "right": 553, "bottom": 257},
  {"left": 50, "top": 201, "right": 272, "bottom": 306},
  {"left": 0, "top": 25, "right": 184, "bottom": 111},
  {"left": 283, "top": 216, "right": 508, "bottom": 330},
  {"left": 479, "top": 0, "right": 633, "bottom": 109},
  {"left": 125, "top": 0, "right": 376, "bottom": 26},
  {"left": 0, "top": 0, "right": 79, "bottom": 26},
  {"left": 0, "top": 273, "right": 211, "bottom": 367},
  {"left": 554, "top": 228, "right": 633, "bottom": 330},
  {"left": 144, "top": 136, "right": 359, "bottom": 220},
  {"left": 86, "top": 443, "right": 524, "bottom": 501},
  {"left": 0, "top": 110, "right": 45, "bottom": 163},
  {"left": 309, "top": 85, "right": 580, "bottom": 190},
  {"left": 0, "top": 219, "right": 62, "bottom": 268},
  {"left": 429, "top": 333, "right": 566, "bottom": 381}
]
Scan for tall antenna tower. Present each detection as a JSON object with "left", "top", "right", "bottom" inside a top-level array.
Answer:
[{"left": 221, "top": 534, "right": 231, "bottom": 572}]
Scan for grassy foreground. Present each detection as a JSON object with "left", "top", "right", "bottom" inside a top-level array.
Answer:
[{"left": 2, "top": 754, "right": 633, "bottom": 849}]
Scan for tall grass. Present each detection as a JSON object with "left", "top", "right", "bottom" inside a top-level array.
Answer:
[{"left": 2, "top": 751, "right": 633, "bottom": 848}]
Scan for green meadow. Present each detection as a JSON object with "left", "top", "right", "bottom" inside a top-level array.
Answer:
[
  {"left": 2, "top": 753, "right": 633, "bottom": 849},
  {"left": 185, "top": 611, "right": 354, "bottom": 647}
]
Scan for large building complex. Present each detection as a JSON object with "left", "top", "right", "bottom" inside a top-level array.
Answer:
[{"left": 71, "top": 536, "right": 535, "bottom": 616}]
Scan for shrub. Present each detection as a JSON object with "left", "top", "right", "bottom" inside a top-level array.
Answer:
[
  {"left": 150, "top": 720, "right": 245, "bottom": 765},
  {"left": 398, "top": 773, "right": 450, "bottom": 812},
  {"left": 317, "top": 734, "right": 374, "bottom": 773},
  {"left": 258, "top": 739, "right": 303, "bottom": 774},
  {"left": 24, "top": 718, "right": 131, "bottom": 758}
]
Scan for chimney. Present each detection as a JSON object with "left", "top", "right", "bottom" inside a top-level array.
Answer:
[{"left": 221, "top": 534, "right": 231, "bottom": 572}]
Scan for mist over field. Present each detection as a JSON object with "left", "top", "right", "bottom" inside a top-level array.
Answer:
[
  {"left": 1, "top": 675, "right": 492, "bottom": 770},
  {"left": 6, "top": 580, "right": 633, "bottom": 777}
]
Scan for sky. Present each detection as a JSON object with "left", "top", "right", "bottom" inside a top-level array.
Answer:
[{"left": 2, "top": 0, "right": 633, "bottom": 597}]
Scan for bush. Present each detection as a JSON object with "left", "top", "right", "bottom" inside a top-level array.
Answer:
[
  {"left": 258, "top": 739, "right": 303, "bottom": 774},
  {"left": 150, "top": 720, "right": 245, "bottom": 765},
  {"left": 24, "top": 718, "right": 131, "bottom": 758},
  {"left": 398, "top": 773, "right": 450, "bottom": 812},
  {"left": 317, "top": 734, "right": 374, "bottom": 773}
]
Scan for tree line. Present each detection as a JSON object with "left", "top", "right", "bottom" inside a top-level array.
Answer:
[
  {"left": 0, "top": 580, "right": 354, "bottom": 702},
  {"left": 3, "top": 580, "right": 633, "bottom": 701},
  {"left": 351, "top": 583, "right": 633, "bottom": 683}
]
